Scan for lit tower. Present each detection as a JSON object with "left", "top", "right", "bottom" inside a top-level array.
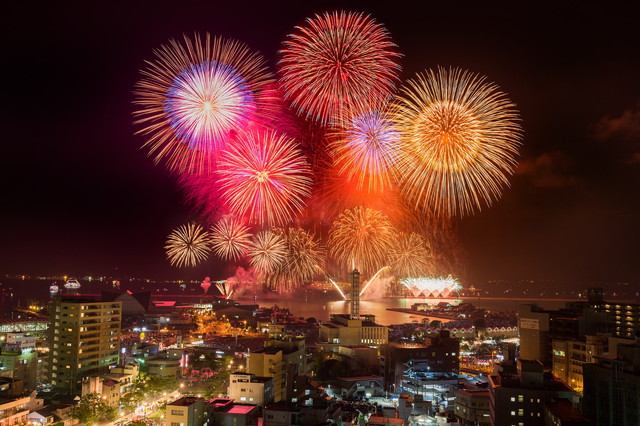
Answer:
[{"left": 350, "top": 269, "right": 360, "bottom": 319}]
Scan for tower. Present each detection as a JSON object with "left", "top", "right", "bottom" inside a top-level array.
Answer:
[{"left": 350, "top": 269, "right": 360, "bottom": 319}]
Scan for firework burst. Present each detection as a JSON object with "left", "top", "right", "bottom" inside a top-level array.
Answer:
[
  {"left": 330, "top": 110, "right": 400, "bottom": 193},
  {"left": 210, "top": 217, "right": 252, "bottom": 261},
  {"left": 328, "top": 206, "right": 397, "bottom": 276},
  {"left": 134, "top": 33, "right": 274, "bottom": 172},
  {"left": 247, "top": 230, "right": 287, "bottom": 276},
  {"left": 279, "top": 11, "right": 401, "bottom": 126},
  {"left": 393, "top": 67, "right": 522, "bottom": 216},
  {"left": 217, "top": 129, "right": 313, "bottom": 226},
  {"left": 165, "top": 223, "right": 211, "bottom": 268},
  {"left": 389, "top": 232, "right": 433, "bottom": 279},
  {"left": 276, "top": 228, "right": 325, "bottom": 291}
]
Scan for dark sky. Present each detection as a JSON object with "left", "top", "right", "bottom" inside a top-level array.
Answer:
[{"left": 2, "top": 1, "right": 640, "bottom": 285}]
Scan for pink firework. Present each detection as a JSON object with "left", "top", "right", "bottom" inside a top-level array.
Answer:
[
  {"left": 279, "top": 11, "right": 401, "bottom": 127},
  {"left": 134, "top": 33, "right": 274, "bottom": 173},
  {"left": 217, "top": 130, "right": 313, "bottom": 226},
  {"left": 330, "top": 109, "right": 400, "bottom": 193}
]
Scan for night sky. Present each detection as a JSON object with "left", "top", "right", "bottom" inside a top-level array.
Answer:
[{"left": 3, "top": 1, "right": 640, "bottom": 285}]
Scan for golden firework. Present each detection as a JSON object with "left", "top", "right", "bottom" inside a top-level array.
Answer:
[
  {"left": 393, "top": 67, "right": 522, "bottom": 216},
  {"left": 165, "top": 223, "right": 211, "bottom": 268}
]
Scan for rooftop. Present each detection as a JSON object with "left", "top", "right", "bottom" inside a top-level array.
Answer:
[
  {"left": 168, "top": 397, "right": 203, "bottom": 407},
  {"left": 546, "top": 399, "right": 592, "bottom": 422},
  {"left": 368, "top": 416, "right": 404, "bottom": 424}
]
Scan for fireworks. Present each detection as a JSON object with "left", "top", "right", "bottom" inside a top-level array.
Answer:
[
  {"left": 330, "top": 110, "right": 400, "bottom": 193},
  {"left": 400, "top": 276, "right": 462, "bottom": 298},
  {"left": 247, "top": 230, "right": 287, "bottom": 276},
  {"left": 277, "top": 228, "right": 325, "bottom": 291},
  {"left": 217, "top": 129, "right": 313, "bottom": 226},
  {"left": 279, "top": 11, "right": 401, "bottom": 126},
  {"left": 134, "top": 33, "right": 273, "bottom": 172},
  {"left": 393, "top": 67, "right": 522, "bottom": 216},
  {"left": 209, "top": 217, "right": 252, "bottom": 261},
  {"left": 328, "top": 206, "right": 397, "bottom": 276},
  {"left": 389, "top": 232, "right": 433, "bottom": 279},
  {"left": 165, "top": 223, "right": 211, "bottom": 268}
]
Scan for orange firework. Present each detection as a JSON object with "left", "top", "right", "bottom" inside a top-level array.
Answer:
[
  {"left": 328, "top": 206, "right": 397, "bottom": 276},
  {"left": 393, "top": 67, "right": 522, "bottom": 217}
]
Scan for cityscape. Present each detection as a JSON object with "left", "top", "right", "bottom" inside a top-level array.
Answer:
[{"left": 2, "top": 3, "right": 640, "bottom": 426}]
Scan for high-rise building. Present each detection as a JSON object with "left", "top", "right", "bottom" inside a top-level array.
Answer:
[
  {"left": 488, "top": 359, "right": 575, "bottom": 426},
  {"left": 551, "top": 334, "right": 607, "bottom": 392},
  {"left": 519, "top": 304, "right": 607, "bottom": 368},
  {"left": 0, "top": 333, "right": 38, "bottom": 390},
  {"left": 48, "top": 297, "right": 121, "bottom": 393},
  {"left": 350, "top": 269, "right": 360, "bottom": 320},
  {"left": 582, "top": 340, "right": 640, "bottom": 426}
]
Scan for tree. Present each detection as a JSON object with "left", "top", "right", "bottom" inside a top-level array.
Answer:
[{"left": 70, "top": 393, "right": 118, "bottom": 424}]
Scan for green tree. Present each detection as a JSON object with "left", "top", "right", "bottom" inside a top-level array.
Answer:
[{"left": 70, "top": 393, "right": 118, "bottom": 424}]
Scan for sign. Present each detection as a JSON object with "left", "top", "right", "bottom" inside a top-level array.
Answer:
[{"left": 520, "top": 318, "right": 539, "bottom": 330}]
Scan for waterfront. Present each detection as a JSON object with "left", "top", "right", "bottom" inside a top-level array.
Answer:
[{"left": 0, "top": 278, "right": 599, "bottom": 324}]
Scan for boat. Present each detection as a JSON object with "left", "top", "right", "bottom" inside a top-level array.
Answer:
[
  {"left": 64, "top": 278, "right": 81, "bottom": 289},
  {"left": 49, "top": 283, "right": 59, "bottom": 293}
]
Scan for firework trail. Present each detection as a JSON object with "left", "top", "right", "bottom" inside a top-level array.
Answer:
[
  {"left": 328, "top": 206, "right": 397, "bottom": 276},
  {"left": 134, "top": 33, "right": 274, "bottom": 173},
  {"left": 210, "top": 217, "right": 252, "bottom": 261},
  {"left": 279, "top": 11, "right": 401, "bottom": 127},
  {"left": 217, "top": 129, "right": 313, "bottom": 226},
  {"left": 393, "top": 67, "right": 522, "bottom": 216},
  {"left": 165, "top": 222, "right": 211, "bottom": 268}
]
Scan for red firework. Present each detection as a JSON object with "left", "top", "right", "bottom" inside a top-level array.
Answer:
[
  {"left": 279, "top": 11, "right": 401, "bottom": 127},
  {"left": 216, "top": 129, "right": 313, "bottom": 226}
]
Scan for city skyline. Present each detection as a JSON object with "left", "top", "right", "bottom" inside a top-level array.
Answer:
[{"left": 3, "top": 2, "right": 640, "bottom": 285}]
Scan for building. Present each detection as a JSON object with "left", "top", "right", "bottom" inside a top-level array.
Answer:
[
  {"left": 551, "top": 335, "right": 607, "bottom": 392},
  {"left": 383, "top": 331, "right": 460, "bottom": 390},
  {"left": 147, "top": 354, "right": 181, "bottom": 378},
  {"left": 247, "top": 337, "right": 306, "bottom": 402},
  {"left": 0, "top": 393, "right": 37, "bottom": 426},
  {"left": 81, "top": 376, "right": 121, "bottom": 407},
  {"left": 48, "top": 298, "right": 121, "bottom": 393},
  {"left": 598, "top": 302, "right": 640, "bottom": 339},
  {"left": 519, "top": 304, "right": 608, "bottom": 368},
  {"left": 165, "top": 396, "right": 209, "bottom": 426},
  {"left": 210, "top": 398, "right": 259, "bottom": 426},
  {"left": 543, "top": 398, "right": 593, "bottom": 426},
  {"left": 582, "top": 340, "right": 640, "bottom": 426},
  {"left": 319, "top": 314, "right": 388, "bottom": 346},
  {"left": 488, "top": 359, "right": 576, "bottom": 426},
  {"left": 454, "top": 388, "right": 490, "bottom": 425},
  {"left": 336, "top": 375, "right": 385, "bottom": 399},
  {"left": 0, "top": 337, "right": 38, "bottom": 390},
  {"left": 227, "top": 372, "right": 275, "bottom": 406}
]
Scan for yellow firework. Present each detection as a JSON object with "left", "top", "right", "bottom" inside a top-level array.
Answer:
[
  {"left": 275, "top": 228, "right": 325, "bottom": 292},
  {"left": 393, "top": 67, "right": 522, "bottom": 216},
  {"left": 389, "top": 232, "right": 433, "bottom": 279},
  {"left": 210, "top": 217, "right": 252, "bottom": 261},
  {"left": 247, "top": 230, "right": 287, "bottom": 277},
  {"left": 165, "top": 223, "right": 211, "bottom": 268},
  {"left": 328, "top": 206, "right": 397, "bottom": 276}
]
